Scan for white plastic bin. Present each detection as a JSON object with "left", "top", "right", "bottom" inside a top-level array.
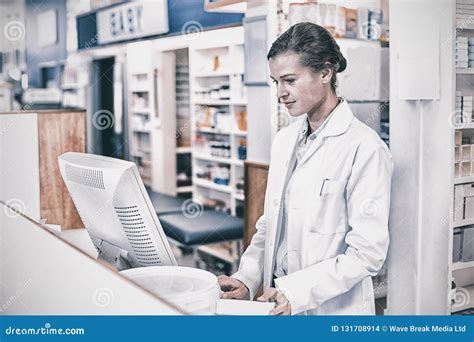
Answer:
[{"left": 120, "top": 266, "right": 219, "bottom": 315}]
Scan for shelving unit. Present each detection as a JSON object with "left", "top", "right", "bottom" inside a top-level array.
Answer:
[
  {"left": 450, "top": 0, "right": 474, "bottom": 314},
  {"left": 189, "top": 27, "right": 247, "bottom": 216},
  {"left": 126, "top": 41, "right": 159, "bottom": 188}
]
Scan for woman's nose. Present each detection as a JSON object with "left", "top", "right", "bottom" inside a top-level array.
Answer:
[{"left": 277, "top": 84, "right": 289, "bottom": 99}]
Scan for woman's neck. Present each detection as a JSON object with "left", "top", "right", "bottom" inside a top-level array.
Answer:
[{"left": 306, "top": 92, "right": 340, "bottom": 133}]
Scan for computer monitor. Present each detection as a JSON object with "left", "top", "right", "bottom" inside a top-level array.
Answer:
[{"left": 58, "top": 152, "right": 177, "bottom": 270}]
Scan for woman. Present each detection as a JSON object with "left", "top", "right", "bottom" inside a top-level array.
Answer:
[{"left": 218, "top": 22, "right": 392, "bottom": 315}]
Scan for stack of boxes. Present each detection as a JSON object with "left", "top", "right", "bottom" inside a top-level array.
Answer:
[
  {"left": 455, "top": 92, "right": 473, "bottom": 125},
  {"left": 456, "top": 36, "right": 469, "bottom": 69},
  {"left": 470, "top": 38, "right": 474, "bottom": 68},
  {"left": 456, "top": 0, "right": 474, "bottom": 30}
]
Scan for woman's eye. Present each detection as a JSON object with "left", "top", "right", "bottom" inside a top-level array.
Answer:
[{"left": 285, "top": 79, "right": 295, "bottom": 84}]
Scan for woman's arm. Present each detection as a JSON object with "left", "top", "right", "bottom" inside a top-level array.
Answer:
[{"left": 232, "top": 214, "right": 267, "bottom": 300}]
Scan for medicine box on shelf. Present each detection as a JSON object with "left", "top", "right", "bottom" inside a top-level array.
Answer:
[
  {"left": 462, "top": 226, "right": 474, "bottom": 262},
  {"left": 454, "top": 183, "right": 474, "bottom": 221}
]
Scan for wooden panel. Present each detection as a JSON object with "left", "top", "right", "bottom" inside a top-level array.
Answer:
[
  {"left": 38, "top": 111, "right": 86, "bottom": 229},
  {"left": 244, "top": 161, "right": 269, "bottom": 250}
]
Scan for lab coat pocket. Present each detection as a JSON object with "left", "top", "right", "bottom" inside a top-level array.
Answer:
[{"left": 310, "top": 179, "right": 348, "bottom": 234}]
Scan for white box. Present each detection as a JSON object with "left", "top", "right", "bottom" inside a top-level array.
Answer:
[
  {"left": 456, "top": 130, "right": 463, "bottom": 146},
  {"left": 455, "top": 162, "right": 461, "bottom": 178},
  {"left": 462, "top": 227, "right": 474, "bottom": 262},
  {"left": 464, "top": 188, "right": 474, "bottom": 220},
  {"left": 454, "top": 184, "right": 465, "bottom": 221},
  {"left": 462, "top": 145, "right": 472, "bottom": 160},
  {"left": 462, "top": 161, "right": 471, "bottom": 177}
]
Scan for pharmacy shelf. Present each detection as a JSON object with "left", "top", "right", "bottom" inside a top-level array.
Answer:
[
  {"left": 177, "top": 186, "right": 193, "bottom": 193},
  {"left": 193, "top": 99, "right": 232, "bottom": 105},
  {"left": 453, "top": 261, "right": 474, "bottom": 271},
  {"left": 133, "top": 128, "right": 151, "bottom": 134},
  {"left": 456, "top": 123, "right": 474, "bottom": 129},
  {"left": 194, "top": 178, "right": 232, "bottom": 193},
  {"left": 132, "top": 107, "right": 151, "bottom": 114},
  {"left": 194, "top": 153, "right": 232, "bottom": 164},
  {"left": 194, "top": 71, "right": 232, "bottom": 78},
  {"left": 195, "top": 127, "right": 232, "bottom": 135},
  {"left": 233, "top": 130, "right": 247, "bottom": 136},
  {"left": 454, "top": 176, "right": 474, "bottom": 184},
  {"left": 194, "top": 153, "right": 244, "bottom": 166},
  {"left": 234, "top": 192, "right": 245, "bottom": 201},
  {"left": 453, "top": 218, "right": 474, "bottom": 228},
  {"left": 456, "top": 68, "right": 474, "bottom": 74},
  {"left": 176, "top": 146, "right": 192, "bottom": 154}
]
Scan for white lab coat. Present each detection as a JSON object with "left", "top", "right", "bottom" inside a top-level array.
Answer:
[{"left": 233, "top": 99, "right": 393, "bottom": 315}]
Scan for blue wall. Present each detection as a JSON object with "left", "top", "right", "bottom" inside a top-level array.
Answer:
[
  {"left": 77, "top": 0, "right": 244, "bottom": 49},
  {"left": 25, "top": 0, "right": 67, "bottom": 87}
]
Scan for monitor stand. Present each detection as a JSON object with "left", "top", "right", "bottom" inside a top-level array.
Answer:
[{"left": 96, "top": 239, "right": 134, "bottom": 271}]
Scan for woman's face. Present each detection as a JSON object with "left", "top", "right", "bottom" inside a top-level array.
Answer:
[{"left": 269, "top": 52, "right": 332, "bottom": 117}]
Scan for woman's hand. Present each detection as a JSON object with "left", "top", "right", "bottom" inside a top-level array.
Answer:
[
  {"left": 217, "top": 275, "right": 250, "bottom": 300},
  {"left": 257, "top": 287, "right": 291, "bottom": 315}
]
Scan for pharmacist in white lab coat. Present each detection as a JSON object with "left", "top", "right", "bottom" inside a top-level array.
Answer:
[{"left": 218, "top": 22, "right": 393, "bottom": 315}]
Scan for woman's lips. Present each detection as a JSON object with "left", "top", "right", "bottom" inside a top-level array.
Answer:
[{"left": 284, "top": 101, "right": 295, "bottom": 108}]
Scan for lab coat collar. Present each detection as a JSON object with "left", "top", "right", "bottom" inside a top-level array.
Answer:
[{"left": 318, "top": 98, "right": 353, "bottom": 138}]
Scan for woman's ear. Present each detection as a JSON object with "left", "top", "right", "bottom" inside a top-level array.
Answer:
[{"left": 321, "top": 67, "right": 332, "bottom": 84}]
